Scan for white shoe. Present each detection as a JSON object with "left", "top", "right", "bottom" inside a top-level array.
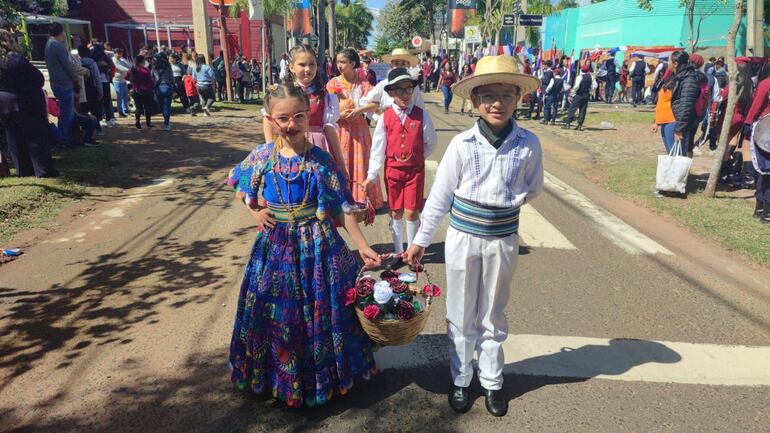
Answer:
[
  {"left": 108, "top": 119, "right": 119, "bottom": 127},
  {"left": 99, "top": 120, "right": 109, "bottom": 128},
  {"left": 203, "top": 107, "right": 211, "bottom": 117},
  {"left": 164, "top": 124, "right": 171, "bottom": 131}
]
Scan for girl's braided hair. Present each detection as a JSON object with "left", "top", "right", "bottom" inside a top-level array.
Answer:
[
  {"left": 286, "top": 44, "right": 326, "bottom": 98},
  {"left": 265, "top": 81, "right": 310, "bottom": 112}
]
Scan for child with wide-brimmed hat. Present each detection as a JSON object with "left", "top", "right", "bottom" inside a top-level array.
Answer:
[
  {"left": 405, "top": 55, "right": 544, "bottom": 417},
  {"left": 359, "top": 48, "right": 425, "bottom": 122}
]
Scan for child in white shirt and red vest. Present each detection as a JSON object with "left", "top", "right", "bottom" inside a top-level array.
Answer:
[
  {"left": 363, "top": 68, "right": 437, "bottom": 268},
  {"left": 405, "top": 56, "right": 544, "bottom": 417}
]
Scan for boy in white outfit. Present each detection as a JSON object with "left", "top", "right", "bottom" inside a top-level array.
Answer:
[{"left": 405, "top": 55, "right": 544, "bottom": 417}]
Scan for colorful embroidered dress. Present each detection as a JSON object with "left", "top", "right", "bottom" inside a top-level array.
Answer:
[
  {"left": 227, "top": 143, "right": 376, "bottom": 407},
  {"left": 327, "top": 75, "right": 385, "bottom": 208}
]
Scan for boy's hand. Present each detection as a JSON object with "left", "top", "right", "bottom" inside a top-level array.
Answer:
[
  {"left": 361, "top": 179, "right": 373, "bottom": 190},
  {"left": 404, "top": 245, "right": 425, "bottom": 266}
]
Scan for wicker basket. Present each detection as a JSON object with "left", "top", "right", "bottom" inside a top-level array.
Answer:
[
  {"left": 353, "top": 254, "right": 435, "bottom": 346},
  {"left": 349, "top": 181, "right": 375, "bottom": 225}
]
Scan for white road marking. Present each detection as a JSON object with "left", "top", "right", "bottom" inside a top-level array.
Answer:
[
  {"left": 374, "top": 333, "right": 770, "bottom": 387},
  {"left": 519, "top": 205, "right": 577, "bottom": 250},
  {"left": 543, "top": 172, "right": 673, "bottom": 256}
]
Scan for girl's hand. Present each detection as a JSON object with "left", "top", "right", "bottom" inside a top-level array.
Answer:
[
  {"left": 249, "top": 207, "right": 276, "bottom": 228},
  {"left": 359, "top": 246, "right": 381, "bottom": 268},
  {"left": 361, "top": 179, "right": 372, "bottom": 190},
  {"left": 651, "top": 123, "right": 658, "bottom": 133},
  {"left": 404, "top": 245, "right": 425, "bottom": 266},
  {"left": 341, "top": 108, "right": 357, "bottom": 120}
]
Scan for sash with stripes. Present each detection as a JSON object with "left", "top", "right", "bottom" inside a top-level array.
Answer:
[
  {"left": 266, "top": 201, "right": 318, "bottom": 223},
  {"left": 449, "top": 196, "right": 520, "bottom": 237}
]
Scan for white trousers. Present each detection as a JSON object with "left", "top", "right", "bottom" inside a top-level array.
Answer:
[{"left": 444, "top": 227, "right": 518, "bottom": 390}]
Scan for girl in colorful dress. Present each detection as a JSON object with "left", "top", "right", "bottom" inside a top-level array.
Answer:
[
  {"left": 327, "top": 48, "right": 385, "bottom": 208},
  {"left": 228, "top": 82, "right": 381, "bottom": 408},
  {"left": 261, "top": 45, "right": 349, "bottom": 179}
]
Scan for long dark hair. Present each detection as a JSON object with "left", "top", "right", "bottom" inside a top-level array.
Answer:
[
  {"left": 287, "top": 44, "right": 326, "bottom": 98},
  {"left": 336, "top": 48, "right": 361, "bottom": 70},
  {"left": 736, "top": 62, "right": 754, "bottom": 109}
]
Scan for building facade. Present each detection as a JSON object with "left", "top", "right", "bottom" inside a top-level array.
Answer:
[
  {"left": 544, "top": 0, "right": 747, "bottom": 54},
  {"left": 70, "top": 0, "right": 278, "bottom": 62}
]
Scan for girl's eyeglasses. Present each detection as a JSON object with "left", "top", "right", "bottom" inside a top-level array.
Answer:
[
  {"left": 269, "top": 112, "right": 309, "bottom": 126},
  {"left": 389, "top": 86, "right": 414, "bottom": 96}
]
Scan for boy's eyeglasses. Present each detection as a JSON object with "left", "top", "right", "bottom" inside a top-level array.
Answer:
[
  {"left": 389, "top": 86, "right": 414, "bottom": 96},
  {"left": 476, "top": 93, "right": 517, "bottom": 105},
  {"left": 269, "top": 111, "right": 309, "bottom": 125}
]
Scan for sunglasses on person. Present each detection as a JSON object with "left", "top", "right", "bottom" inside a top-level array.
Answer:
[{"left": 388, "top": 86, "right": 414, "bottom": 96}]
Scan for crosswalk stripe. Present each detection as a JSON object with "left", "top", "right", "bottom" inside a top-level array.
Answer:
[
  {"left": 519, "top": 204, "right": 577, "bottom": 250},
  {"left": 543, "top": 171, "right": 673, "bottom": 256},
  {"left": 374, "top": 333, "right": 770, "bottom": 387}
]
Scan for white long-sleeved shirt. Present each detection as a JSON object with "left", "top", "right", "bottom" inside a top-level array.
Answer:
[
  {"left": 367, "top": 104, "right": 437, "bottom": 181},
  {"left": 412, "top": 122, "right": 544, "bottom": 247},
  {"left": 359, "top": 77, "right": 425, "bottom": 121},
  {"left": 570, "top": 73, "right": 598, "bottom": 97},
  {"left": 545, "top": 76, "right": 564, "bottom": 93}
]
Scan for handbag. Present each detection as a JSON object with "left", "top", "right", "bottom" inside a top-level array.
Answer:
[{"left": 656, "top": 140, "right": 692, "bottom": 193}]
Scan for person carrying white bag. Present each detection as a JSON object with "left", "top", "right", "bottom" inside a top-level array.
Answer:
[{"left": 656, "top": 139, "right": 693, "bottom": 195}]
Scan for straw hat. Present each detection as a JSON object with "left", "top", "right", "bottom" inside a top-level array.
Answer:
[
  {"left": 452, "top": 55, "right": 540, "bottom": 99},
  {"left": 382, "top": 48, "right": 419, "bottom": 67}
]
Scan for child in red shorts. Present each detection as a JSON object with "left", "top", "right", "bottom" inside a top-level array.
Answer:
[
  {"left": 363, "top": 68, "right": 437, "bottom": 268},
  {"left": 183, "top": 73, "right": 200, "bottom": 115}
]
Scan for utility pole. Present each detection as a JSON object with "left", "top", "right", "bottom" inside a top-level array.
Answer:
[
  {"left": 747, "top": 0, "right": 766, "bottom": 57},
  {"left": 218, "top": 0, "right": 234, "bottom": 101},
  {"left": 191, "top": 0, "right": 213, "bottom": 64},
  {"left": 318, "top": 0, "right": 327, "bottom": 69}
]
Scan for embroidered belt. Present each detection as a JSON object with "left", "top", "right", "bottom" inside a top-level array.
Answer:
[
  {"left": 449, "top": 196, "right": 520, "bottom": 237},
  {"left": 266, "top": 201, "right": 318, "bottom": 223}
]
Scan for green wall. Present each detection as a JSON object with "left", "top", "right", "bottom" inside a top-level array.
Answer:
[{"left": 544, "top": 0, "right": 747, "bottom": 54}]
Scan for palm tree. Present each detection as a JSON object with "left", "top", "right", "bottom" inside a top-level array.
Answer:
[
  {"left": 335, "top": 0, "right": 373, "bottom": 49},
  {"left": 524, "top": 0, "right": 553, "bottom": 47}
]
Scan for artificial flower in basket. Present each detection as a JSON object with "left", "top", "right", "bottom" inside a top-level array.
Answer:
[{"left": 346, "top": 258, "right": 442, "bottom": 346}]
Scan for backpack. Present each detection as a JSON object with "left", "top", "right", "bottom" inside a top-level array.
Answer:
[{"left": 694, "top": 72, "right": 710, "bottom": 118}]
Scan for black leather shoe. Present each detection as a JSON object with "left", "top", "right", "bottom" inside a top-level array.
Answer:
[
  {"left": 482, "top": 388, "right": 507, "bottom": 417},
  {"left": 448, "top": 384, "right": 472, "bottom": 413},
  {"left": 384, "top": 255, "right": 406, "bottom": 271}
]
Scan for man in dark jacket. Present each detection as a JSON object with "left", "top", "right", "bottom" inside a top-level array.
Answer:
[
  {"left": 670, "top": 51, "right": 705, "bottom": 156},
  {"left": 630, "top": 54, "right": 649, "bottom": 106}
]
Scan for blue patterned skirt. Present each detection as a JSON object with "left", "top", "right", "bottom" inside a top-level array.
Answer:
[{"left": 229, "top": 217, "right": 375, "bottom": 407}]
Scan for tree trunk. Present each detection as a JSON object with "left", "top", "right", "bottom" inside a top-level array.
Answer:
[
  {"left": 328, "top": 0, "right": 336, "bottom": 52},
  {"left": 704, "top": 0, "right": 743, "bottom": 197},
  {"left": 266, "top": 21, "right": 274, "bottom": 84},
  {"left": 687, "top": 0, "right": 696, "bottom": 53}
]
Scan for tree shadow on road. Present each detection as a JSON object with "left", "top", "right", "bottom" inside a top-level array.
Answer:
[{"left": 7, "top": 350, "right": 466, "bottom": 433}]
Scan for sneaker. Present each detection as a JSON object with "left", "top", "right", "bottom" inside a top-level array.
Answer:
[
  {"left": 108, "top": 119, "right": 119, "bottom": 127},
  {"left": 146, "top": 122, "right": 154, "bottom": 128},
  {"left": 203, "top": 108, "right": 211, "bottom": 117},
  {"left": 95, "top": 129, "right": 105, "bottom": 136},
  {"left": 99, "top": 120, "right": 110, "bottom": 128},
  {"left": 164, "top": 124, "right": 171, "bottom": 131},
  {"left": 135, "top": 121, "right": 141, "bottom": 129},
  {"left": 83, "top": 140, "right": 101, "bottom": 147}
]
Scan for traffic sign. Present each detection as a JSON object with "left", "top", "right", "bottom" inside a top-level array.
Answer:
[
  {"left": 411, "top": 36, "right": 424, "bottom": 48},
  {"left": 464, "top": 25, "right": 482, "bottom": 43},
  {"left": 519, "top": 14, "right": 543, "bottom": 26},
  {"left": 503, "top": 14, "right": 516, "bottom": 26}
]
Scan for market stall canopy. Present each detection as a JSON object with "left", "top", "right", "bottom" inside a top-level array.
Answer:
[{"left": 21, "top": 13, "right": 91, "bottom": 26}]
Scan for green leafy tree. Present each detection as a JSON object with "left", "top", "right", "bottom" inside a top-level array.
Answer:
[
  {"left": 228, "top": 0, "right": 292, "bottom": 83},
  {"left": 378, "top": 0, "right": 431, "bottom": 48},
  {"left": 335, "top": 0, "right": 373, "bottom": 50},
  {"left": 372, "top": 34, "right": 393, "bottom": 57},
  {"left": 401, "top": 0, "right": 446, "bottom": 42}
]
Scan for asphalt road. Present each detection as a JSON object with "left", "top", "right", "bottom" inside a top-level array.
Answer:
[{"left": 1, "top": 99, "right": 769, "bottom": 433}]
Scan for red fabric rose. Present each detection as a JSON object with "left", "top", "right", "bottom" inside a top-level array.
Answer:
[
  {"left": 380, "top": 270, "right": 400, "bottom": 280},
  {"left": 363, "top": 304, "right": 380, "bottom": 321},
  {"left": 396, "top": 300, "right": 415, "bottom": 321},
  {"left": 388, "top": 277, "right": 407, "bottom": 294},
  {"left": 356, "top": 276, "right": 375, "bottom": 298},
  {"left": 345, "top": 288, "right": 357, "bottom": 306},
  {"left": 423, "top": 284, "right": 442, "bottom": 297}
]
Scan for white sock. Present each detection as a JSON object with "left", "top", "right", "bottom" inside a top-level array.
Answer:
[
  {"left": 390, "top": 218, "right": 404, "bottom": 253},
  {"left": 406, "top": 219, "right": 420, "bottom": 248}
]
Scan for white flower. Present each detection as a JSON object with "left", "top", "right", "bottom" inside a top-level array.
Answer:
[{"left": 373, "top": 280, "right": 393, "bottom": 304}]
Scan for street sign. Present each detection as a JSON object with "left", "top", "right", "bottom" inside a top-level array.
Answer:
[
  {"left": 464, "top": 25, "right": 482, "bottom": 43},
  {"left": 503, "top": 14, "right": 516, "bottom": 26},
  {"left": 411, "top": 36, "right": 424, "bottom": 48},
  {"left": 519, "top": 14, "right": 543, "bottom": 26}
]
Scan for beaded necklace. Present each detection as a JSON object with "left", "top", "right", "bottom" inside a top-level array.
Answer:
[{"left": 271, "top": 137, "right": 313, "bottom": 219}]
